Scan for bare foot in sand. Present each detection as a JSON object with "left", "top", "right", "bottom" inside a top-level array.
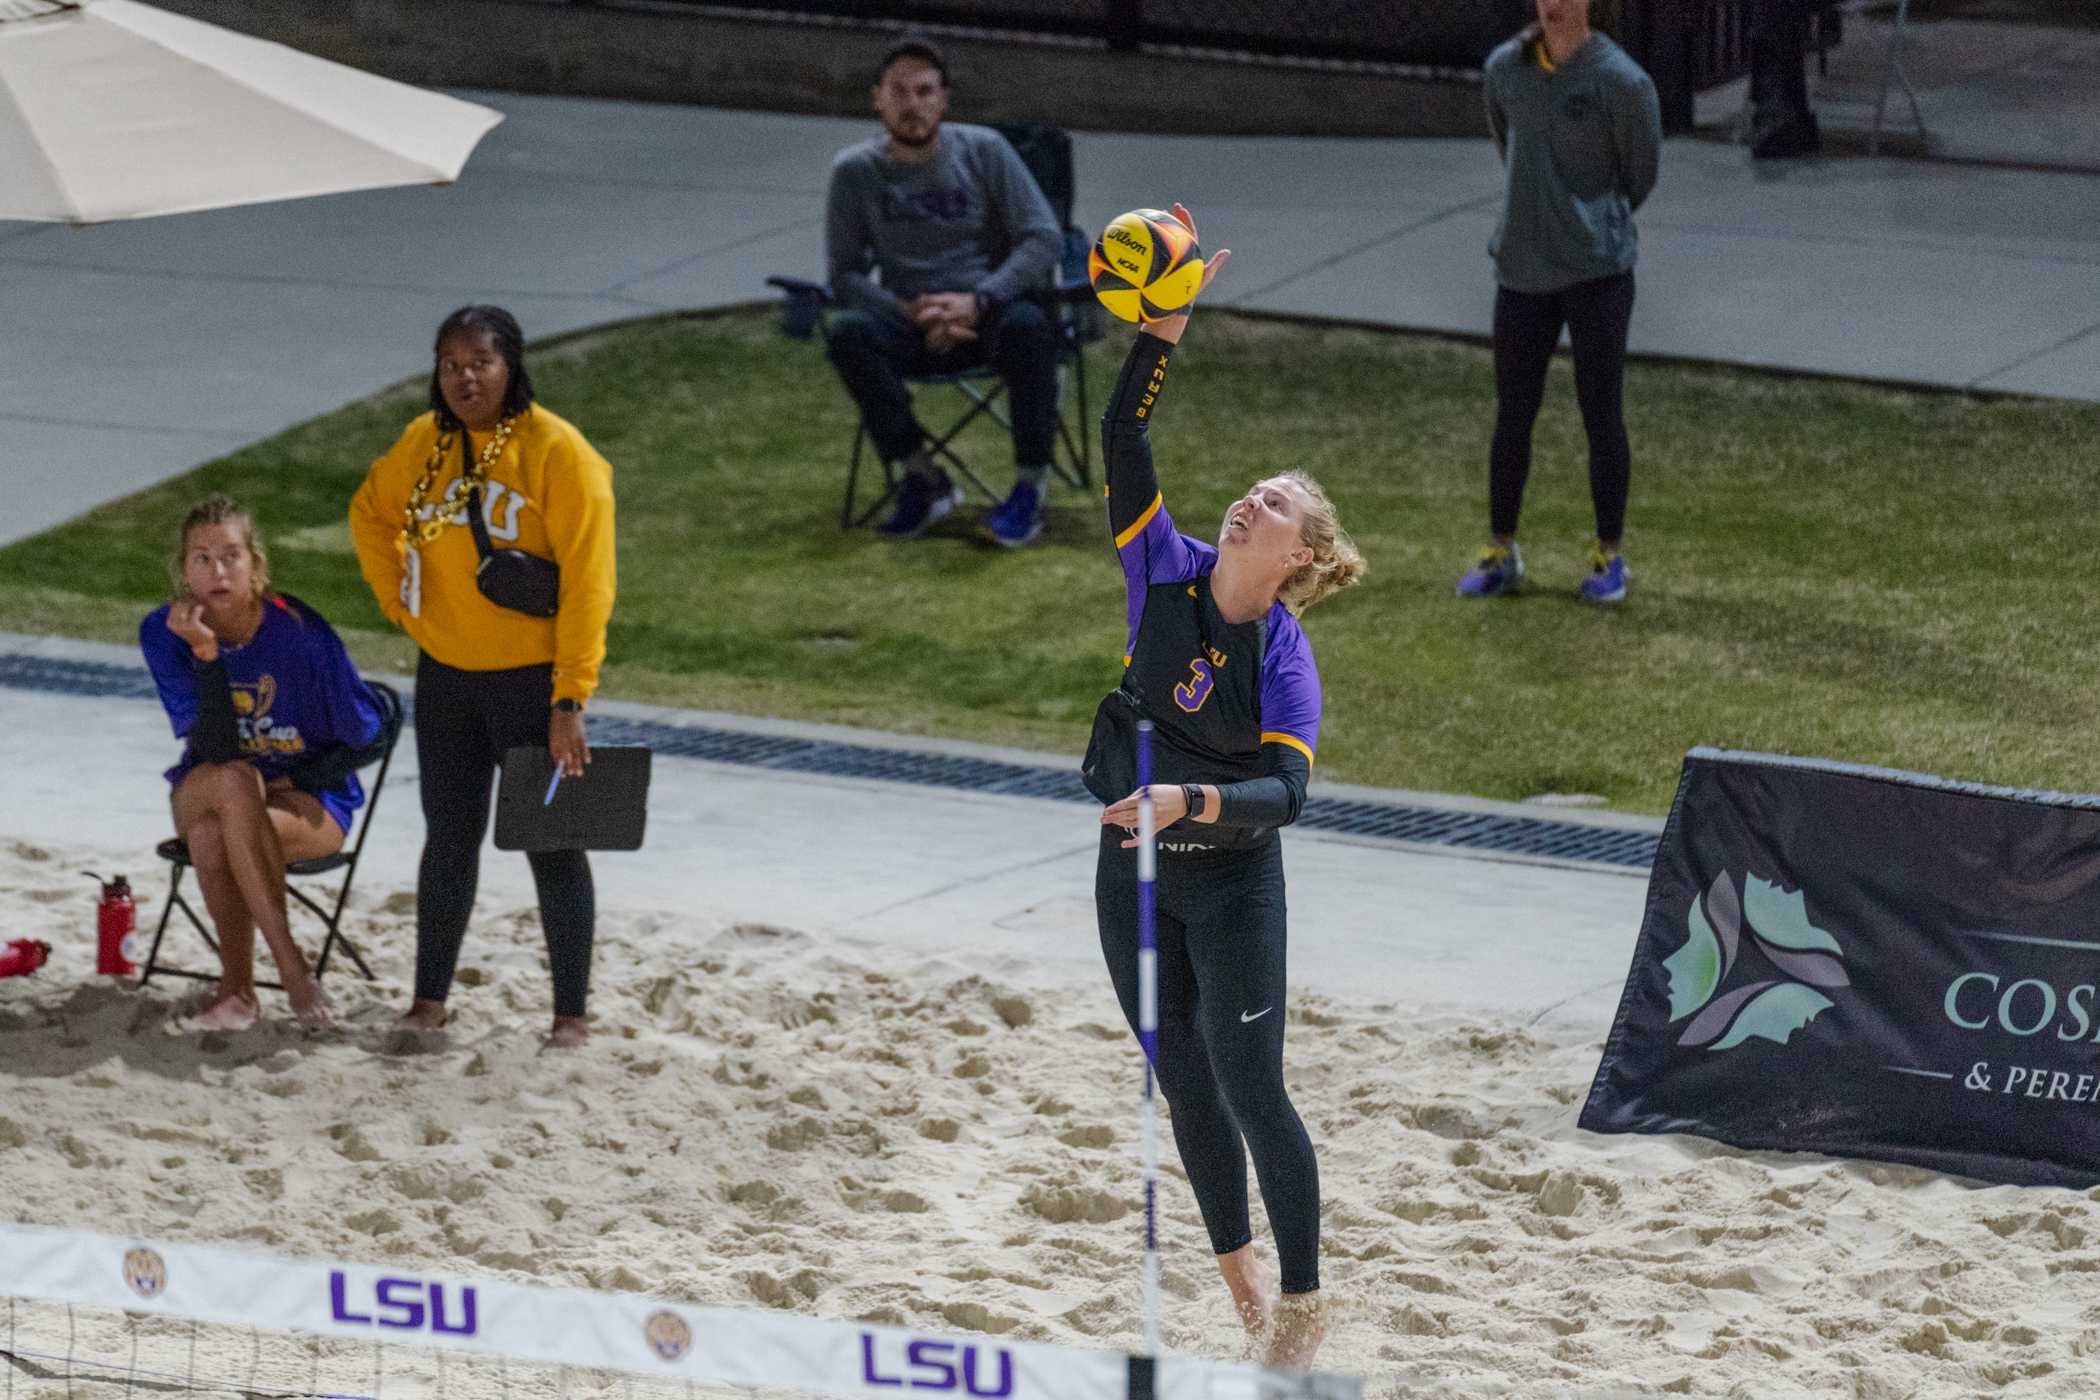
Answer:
[
  {"left": 289, "top": 984, "right": 337, "bottom": 1033},
  {"left": 191, "top": 990, "right": 259, "bottom": 1033},
  {"left": 542, "top": 1015, "right": 589, "bottom": 1052},
  {"left": 1265, "top": 1292, "right": 1327, "bottom": 1370},
  {"left": 1216, "top": 1244, "right": 1276, "bottom": 1352},
  {"left": 385, "top": 998, "right": 449, "bottom": 1052}
]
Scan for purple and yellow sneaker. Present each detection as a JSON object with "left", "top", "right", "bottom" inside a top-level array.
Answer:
[
  {"left": 1579, "top": 539, "right": 1630, "bottom": 604},
  {"left": 1456, "top": 542, "right": 1525, "bottom": 598}
]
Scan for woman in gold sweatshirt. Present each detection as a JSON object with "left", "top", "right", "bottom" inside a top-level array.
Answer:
[{"left": 350, "top": 306, "right": 616, "bottom": 1050}]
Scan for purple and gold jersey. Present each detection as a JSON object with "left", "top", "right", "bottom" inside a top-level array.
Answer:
[
  {"left": 1085, "top": 331, "right": 1321, "bottom": 844},
  {"left": 140, "top": 593, "right": 382, "bottom": 835}
]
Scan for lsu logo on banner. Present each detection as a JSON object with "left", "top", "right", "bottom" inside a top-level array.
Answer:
[
  {"left": 860, "top": 1333, "right": 1014, "bottom": 1397},
  {"left": 329, "top": 1270, "right": 478, "bottom": 1336},
  {"left": 643, "top": 1309, "right": 693, "bottom": 1361},
  {"left": 122, "top": 1247, "right": 167, "bottom": 1300}
]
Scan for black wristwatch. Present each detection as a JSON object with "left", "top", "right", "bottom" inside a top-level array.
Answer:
[
  {"left": 553, "top": 698, "right": 582, "bottom": 714},
  {"left": 1181, "top": 783, "right": 1205, "bottom": 820}
]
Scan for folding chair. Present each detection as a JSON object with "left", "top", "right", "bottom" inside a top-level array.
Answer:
[
  {"left": 768, "top": 122, "right": 1106, "bottom": 529},
  {"left": 1843, "top": 0, "right": 1926, "bottom": 156},
  {"left": 139, "top": 680, "right": 404, "bottom": 990}
]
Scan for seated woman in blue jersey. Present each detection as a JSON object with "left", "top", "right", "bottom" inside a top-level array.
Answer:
[
  {"left": 140, "top": 495, "right": 382, "bottom": 1032},
  {"left": 1082, "top": 207, "right": 1365, "bottom": 1370}
]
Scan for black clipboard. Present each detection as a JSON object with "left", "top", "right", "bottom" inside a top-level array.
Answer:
[{"left": 495, "top": 746, "right": 652, "bottom": 852}]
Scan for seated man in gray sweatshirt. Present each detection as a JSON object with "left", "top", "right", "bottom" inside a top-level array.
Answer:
[{"left": 824, "top": 36, "right": 1062, "bottom": 546}]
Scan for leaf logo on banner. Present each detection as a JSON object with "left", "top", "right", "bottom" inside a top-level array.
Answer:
[{"left": 1664, "top": 871, "right": 1848, "bottom": 1051}]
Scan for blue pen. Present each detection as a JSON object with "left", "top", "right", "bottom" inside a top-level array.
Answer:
[{"left": 544, "top": 767, "right": 563, "bottom": 806}]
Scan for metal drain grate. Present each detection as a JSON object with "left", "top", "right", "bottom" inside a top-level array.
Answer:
[{"left": 0, "top": 653, "right": 1658, "bottom": 869}]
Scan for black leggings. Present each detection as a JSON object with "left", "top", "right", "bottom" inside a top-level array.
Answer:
[
  {"left": 1489, "top": 270, "right": 1636, "bottom": 542},
  {"left": 1095, "top": 831, "right": 1320, "bottom": 1295},
  {"left": 413, "top": 653, "right": 595, "bottom": 1018}
]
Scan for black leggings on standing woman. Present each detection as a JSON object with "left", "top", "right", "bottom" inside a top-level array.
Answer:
[
  {"left": 1489, "top": 270, "right": 1636, "bottom": 541},
  {"left": 413, "top": 652, "right": 595, "bottom": 1017}
]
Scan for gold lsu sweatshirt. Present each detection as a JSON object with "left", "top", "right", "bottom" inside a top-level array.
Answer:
[{"left": 349, "top": 405, "right": 616, "bottom": 705}]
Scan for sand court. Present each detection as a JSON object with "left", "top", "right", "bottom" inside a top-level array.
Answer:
[{"left": 4, "top": 640, "right": 2098, "bottom": 1397}]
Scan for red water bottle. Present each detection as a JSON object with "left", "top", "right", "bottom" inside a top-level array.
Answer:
[
  {"left": 88, "top": 873, "right": 137, "bottom": 976},
  {"left": 0, "top": 939, "right": 49, "bottom": 977}
]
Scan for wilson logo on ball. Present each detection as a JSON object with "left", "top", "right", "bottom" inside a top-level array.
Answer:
[{"left": 1089, "top": 208, "right": 1203, "bottom": 324}]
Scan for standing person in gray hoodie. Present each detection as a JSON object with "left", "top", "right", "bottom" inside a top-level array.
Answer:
[
  {"left": 823, "top": 36, "right": 1062, "bottom": 547},
  {"left": 1456, "top": 0, "right": 1661, "bottom": 605}
]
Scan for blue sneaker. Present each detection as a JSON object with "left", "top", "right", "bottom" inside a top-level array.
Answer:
[
  {"left": 981, "top": 480, "right": 1043, "bottom": 549},
  {"left": 874, "top": 472, "right": 959, "bottom": 539},
  {"left": 1579, "top": 539, "right": 1630, "bottom": 604},
  {"left": 1456, "top": 542, "right": 1525, "bottom": 598}
]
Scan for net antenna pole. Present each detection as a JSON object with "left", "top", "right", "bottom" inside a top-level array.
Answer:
[{"left": 1135, "top": 720, "right": 1162, "bottom": 1359}]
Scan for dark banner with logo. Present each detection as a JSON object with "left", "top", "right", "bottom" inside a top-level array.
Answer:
[{"left": 1581, "top": 748, "right": 2100, "bottom": 1188}]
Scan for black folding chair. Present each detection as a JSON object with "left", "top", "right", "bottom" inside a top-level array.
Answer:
[
  {"left": 769, "top": 122, "right": 1105, "bottom": 529},
  {"left": 140, "top": 680, "right": 404, "bottom": 990}
]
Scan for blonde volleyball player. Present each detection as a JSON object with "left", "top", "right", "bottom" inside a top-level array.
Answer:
[{"left": 1085, "top": 207, "right": 1365, "bottom": 1367}]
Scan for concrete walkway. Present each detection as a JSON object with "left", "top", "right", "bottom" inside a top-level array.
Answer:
[{"left": 5, "top": 43, "right": 2099, "bottom": 546}]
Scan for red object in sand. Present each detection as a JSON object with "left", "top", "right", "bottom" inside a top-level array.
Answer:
[
  {"left": 89, "top": 873, "right": 137, "bottom": 976},
  {"left": 0, "top": 939, "right": 50, "bottom": 978}
]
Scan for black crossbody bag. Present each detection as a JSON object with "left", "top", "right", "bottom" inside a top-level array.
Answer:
[{"left": 462, "top": 437, "right": 561, "bottom": 619}]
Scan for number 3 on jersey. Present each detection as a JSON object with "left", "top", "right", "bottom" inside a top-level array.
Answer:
[{"left": 1174, "top": 655, "right": 1216, "bottom": 713}]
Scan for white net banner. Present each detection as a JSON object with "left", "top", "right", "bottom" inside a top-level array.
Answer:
[{"left": 0, "top": 1223, "right": 1358, "bottom": 1400}]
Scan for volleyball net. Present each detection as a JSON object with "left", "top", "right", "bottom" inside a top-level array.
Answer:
[{"left": 0, "top": 1223, "right": 1359, "bottom": 1400}]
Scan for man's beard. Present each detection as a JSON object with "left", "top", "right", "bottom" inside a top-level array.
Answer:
[{"left": 885, "top": 119, "right": 937, "bottom": 150}]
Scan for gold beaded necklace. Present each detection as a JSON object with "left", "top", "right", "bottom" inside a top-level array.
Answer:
[{"left": 398, "top": 416, "right": 517, "bottom": 550}]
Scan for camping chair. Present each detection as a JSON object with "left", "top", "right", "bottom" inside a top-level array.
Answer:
[
  {"left": 139, "top": 680, "right": 404, "bottom": 990},
  {"left": 767, "top": 122, "right": 1106, "bottom": 528}
]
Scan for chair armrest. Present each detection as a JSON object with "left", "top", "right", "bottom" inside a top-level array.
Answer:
[
  {"left": 764, "top": 275, "right": 832, "bottom": 302},
  {"left": 765, "top": 276, "right": 832, "bottom": 340}
]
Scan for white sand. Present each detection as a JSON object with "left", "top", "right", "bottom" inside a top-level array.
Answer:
[{"left": 3, "top": 835, "right": 2098, "bottom": 1399}]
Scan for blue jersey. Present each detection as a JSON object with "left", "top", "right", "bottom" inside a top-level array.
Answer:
[{"left": 140, "top": 593, "right": 382, "bottom": 835}]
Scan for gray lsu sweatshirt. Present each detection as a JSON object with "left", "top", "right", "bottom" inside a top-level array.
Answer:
[
  {"left": 825, "top": 122, "right": 1060, "bottom": 324},
  {"left": 1483, "top": 32, "right": 1662, "bottom": 294}
]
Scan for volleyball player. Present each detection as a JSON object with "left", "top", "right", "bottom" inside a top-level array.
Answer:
[
  {"left": 142, "top": 495, "right": 382, "bottom": 1031},
  {"left": 1085, "top": 207, "right": 1365, "bottom": 1367}
]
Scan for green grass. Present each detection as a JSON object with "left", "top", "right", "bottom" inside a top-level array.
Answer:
[{"left": 8, "top": 306, "right": 2097, "bottom": 813}]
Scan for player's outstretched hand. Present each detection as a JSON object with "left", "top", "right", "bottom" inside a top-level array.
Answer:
[{"left": 1144, "top": 204, "right": 1229, "bottom": 346}]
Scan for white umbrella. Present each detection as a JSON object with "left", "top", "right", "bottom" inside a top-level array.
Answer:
[{"left": 0, "top": 0, "right": 501, "bottom": 223}]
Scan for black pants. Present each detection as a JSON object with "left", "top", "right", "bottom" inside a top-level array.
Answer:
[
  {"left": 1489, "top": 270, "right": 1636, "bottom": 542},
  {"left": 1096, "top": 831, "right": 1320, "bottom": 1295},
  {"left": 1749, "top": 0, "right": 1816, "bottom": 135},
  {"left": 823, "top": 299, "right": 1058, "bottom": 470},
  {"left": 413, "top": 653, "right": 594, "bottom": 1018}
]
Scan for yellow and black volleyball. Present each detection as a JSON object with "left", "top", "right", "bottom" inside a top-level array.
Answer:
[{"left": 1088, "top": 208, "right": 1204, "bottom": 324}]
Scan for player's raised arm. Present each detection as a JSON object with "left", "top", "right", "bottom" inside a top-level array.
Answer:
[{"left": 1099, "top": 205, "right": 1231, "bottom": 596}]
